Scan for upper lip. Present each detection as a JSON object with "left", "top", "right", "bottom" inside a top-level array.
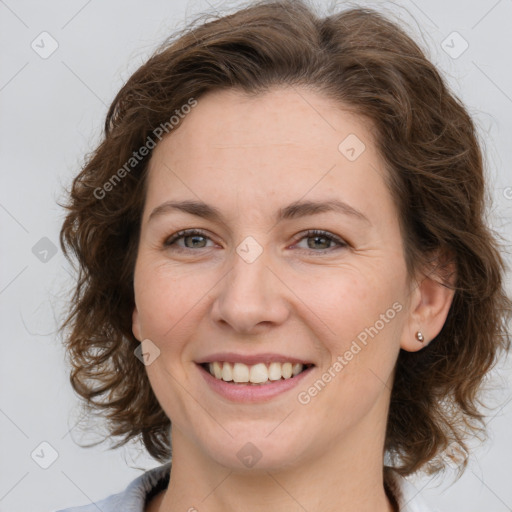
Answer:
[{"left": 195, "top": 352, "right": 315, "bottom": 366}]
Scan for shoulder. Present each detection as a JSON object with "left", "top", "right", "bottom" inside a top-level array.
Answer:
[
  {"left": 387, "top": 469, "right": 442, "bottom": 512},
  {"left": 53, "top": 462, "right": 171, "bottom": 512}
]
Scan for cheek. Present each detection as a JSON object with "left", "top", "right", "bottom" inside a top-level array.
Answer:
[
  {"left": 309, "top": 268, "right": 398, "bottom": 336},
  {"left": 134, "top": 264, "right": 206, "bottom": 420},
  {"left": 310, "top": 265, "right": 406, "bottom": 379},
  {"left": 134, "top": 261, "right": 208, "bottom": 342},
  {"left": 300, "top": 273, "right": 404, "bottom": 430}
]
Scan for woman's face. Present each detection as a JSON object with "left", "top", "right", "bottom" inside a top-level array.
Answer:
[{"left": 132, "top": 87, "right": 418, "bottom": 471}]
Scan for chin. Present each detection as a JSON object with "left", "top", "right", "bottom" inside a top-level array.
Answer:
[{"left": 196, "top": 428, "right": 308, "bottom": 473}]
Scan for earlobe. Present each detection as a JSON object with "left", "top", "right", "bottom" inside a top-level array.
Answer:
[
  {"left": 401, "top": 255, "right": 456, "bottom": 352},
  {"left": 132, "top": 306, "right": 142, "bottom": 342}
]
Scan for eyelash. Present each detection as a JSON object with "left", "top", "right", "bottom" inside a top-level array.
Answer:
[{"left": 163, "top": 229, "right": 348, "bottom": 254}]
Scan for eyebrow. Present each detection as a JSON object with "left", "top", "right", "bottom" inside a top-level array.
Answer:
[{"left": 148, "top": 198, "right": 371, "bottom": 225}]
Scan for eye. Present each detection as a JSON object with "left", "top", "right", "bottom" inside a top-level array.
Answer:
[
  {"left": 292, "top": 229, "right": 348, "bottom": 253},
  {"left": 163, "top": 228, "right": 348, "bottom": 253},
  {"left": 163, "top": 229, "right": 215, "bottom": 251}
]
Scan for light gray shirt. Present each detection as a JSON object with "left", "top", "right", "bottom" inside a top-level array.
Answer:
[{"left": 53, "top": 461, "right": 439, "bottom": 512}]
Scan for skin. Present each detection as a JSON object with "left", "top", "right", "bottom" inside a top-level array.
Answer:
[{"left": 132, "top": 86, "right": 455, "bottom": 512}]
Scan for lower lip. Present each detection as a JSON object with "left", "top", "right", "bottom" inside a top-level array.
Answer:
[{"left": 196, "top": 363, "right": 315, "bottom": 403}]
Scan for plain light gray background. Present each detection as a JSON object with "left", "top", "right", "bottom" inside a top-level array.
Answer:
[{"left": 1, "top": 0, "right": 511, "bottom": 511}]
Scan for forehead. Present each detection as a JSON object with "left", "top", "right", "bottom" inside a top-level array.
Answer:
[
  {"left": 154, "top": 86, "right": 377, "bottom": 157},
  {"left": 144, "top": 86, "right": 392, "bottom": 224}
]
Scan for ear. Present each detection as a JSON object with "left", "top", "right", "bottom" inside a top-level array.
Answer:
[
  {"left": 132, "top": 305, "right": 142, "bottom": 342},
  {"left": 401, "top": 250, "right": 456, "bottom": 352}
]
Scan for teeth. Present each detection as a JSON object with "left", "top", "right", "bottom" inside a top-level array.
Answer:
[
  {"left": 249, "top": 363, "right": 268, "bottom": 383},
  {"left": 233, "top": 363, "right": 249, "bottom": 383},
  {"left": 212, "top": 361, "right": 223, "bottom": 379},
  {"left": 281, "top": 362, "right": 292, "bottom": 379},
  {"left": 222, "top": 362, "right": 233, "bottom": 382},
  {"left": 268, "top": 362, "right": 282, "bottom": 381},
  {"left": 206, "top": 361, "right": 309, "bottom": 384},
  {"left": 292, "top": 363, "right": 302, "bottom": 376}
]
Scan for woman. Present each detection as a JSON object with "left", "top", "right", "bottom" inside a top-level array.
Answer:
[{"left": 55, "top": 0, "right": 511, "bottom": 511}]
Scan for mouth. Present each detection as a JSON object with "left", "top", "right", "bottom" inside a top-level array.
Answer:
[{"left": 199, "top": 361, "right": 315, "bottom": 385}]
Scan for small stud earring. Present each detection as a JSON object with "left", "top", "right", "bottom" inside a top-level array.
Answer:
[{"left": 416, "top": 331, "right": 425, "bottom": 343}]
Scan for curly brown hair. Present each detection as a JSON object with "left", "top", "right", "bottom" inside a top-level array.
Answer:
[{"left": 58, "top": 0, "right": 511, "bottom": 478}]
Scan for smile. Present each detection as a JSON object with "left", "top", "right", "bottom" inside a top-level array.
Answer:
[
  {"left": 196, "top": 357, "right": 316, "bottom": 403},
  {"left": 202, "top": 361, "right": 314, "bottom": 385}
]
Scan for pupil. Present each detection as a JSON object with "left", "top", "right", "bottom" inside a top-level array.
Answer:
[
  {"left": 187, "top": 235, "right": 205, "bottom": 248},
  {"left": 309, "top": 235, "right": 328, "bottom": 249}
]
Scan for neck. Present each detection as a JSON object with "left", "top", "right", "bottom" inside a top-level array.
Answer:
[
  {"left": 156, "top": 367, "right": 397, "bottom": 512},
  {"left": 158, "top": 424, "right": 395, "bottom": 512}
]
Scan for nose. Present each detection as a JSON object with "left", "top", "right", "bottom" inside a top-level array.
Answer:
[{"left": 210, "top": 243, "right": 290, "bottom": 335}]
